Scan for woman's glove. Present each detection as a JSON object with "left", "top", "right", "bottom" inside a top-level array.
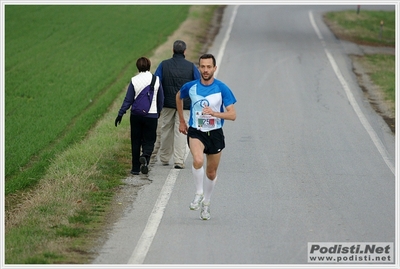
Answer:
[{"left": 115, "top": 115, "right": 122, "bottom": 127}]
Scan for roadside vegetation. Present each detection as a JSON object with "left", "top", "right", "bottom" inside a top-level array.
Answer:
[
  {"left": 323, "top": 9, "right": 395, "bottom": 113},
  {"left": 5, "top": 5, "right": 190, "bottom": 194},
  {"left": 4, "top": 5, "right": 220, "bottom": 264},
  {"left": 357, "top": 54, "right": 395, "bottom": 105}
]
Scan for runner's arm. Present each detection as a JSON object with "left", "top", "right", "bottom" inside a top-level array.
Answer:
[
  {"left": 202, "top": 104, "right": 236, "bottom": 121},
  {"left": 176, "top": 90, "right": 188, "bottom": 134}
]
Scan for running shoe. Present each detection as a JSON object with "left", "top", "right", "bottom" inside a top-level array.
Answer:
[
  {"left": 189, "top": 193, "right": 204, "bottom": 210},
  {"left": 139, "top": 156, "right": 148, "bottom": 174},
  {"left": 200, "top": 202, "right": 210, "bottom": 220}
]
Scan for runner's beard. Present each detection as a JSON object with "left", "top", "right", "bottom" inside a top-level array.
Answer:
[{"left": 201, "top": 73, "right": 213, "bottom": 81}]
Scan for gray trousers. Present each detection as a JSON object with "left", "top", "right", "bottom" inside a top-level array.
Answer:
[{"left": 151, "top": 107, "right": 189, "bottom": 165}]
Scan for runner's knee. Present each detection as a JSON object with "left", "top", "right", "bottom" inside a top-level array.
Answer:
[
  {"left": 206, "top": 170, "right": 217, "bottom": 180},
  {"left": 192, "top": 157, "right": 203, "bottom": 169}
]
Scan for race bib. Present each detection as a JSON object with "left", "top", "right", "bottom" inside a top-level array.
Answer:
[{"left": 195, "top": 111, "right": 219, "bottom": 131}]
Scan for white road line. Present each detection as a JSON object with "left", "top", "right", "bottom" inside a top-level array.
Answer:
[
  {"left": 215, "top": 5, "right": 238, "bottom": 78},
  {"left": 128, "top": 148, "right": 189, "bottom": 264},
  {"left": 128, "top": 168, "right": 179, "bottom": 264},
  {"left": 309, "top": 11, "right": 395, "bottom": 175},
  {"left": 128, "top": 7, "right": 238, "bottom": 264}
]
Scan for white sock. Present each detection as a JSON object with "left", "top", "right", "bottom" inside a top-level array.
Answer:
[
  {"left": 203, "top": 176, "right": 217, "bottom": 204},
  {"left": 192, "top": 165, "right": 204, "bottom": 195}
]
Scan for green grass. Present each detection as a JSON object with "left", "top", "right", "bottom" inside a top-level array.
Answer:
[
  {"left": 5, "top": 110, "right": 134, "bottom": 263},
  {"left": 5, "top": 5, "right": 190, "bottom": 194},
  {"left": 324, "top": 9, "right": 395, "bottom": 108},
  {"left": 362, "top": 54, "right": 395, "bottom": 103},
  {"left": 324, "top": 10, "right": 395, "bottom": 46}
]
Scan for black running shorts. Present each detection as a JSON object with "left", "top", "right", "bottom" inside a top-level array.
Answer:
[{"left": 187, "top": 127, "right": 225, "bottom": 154}]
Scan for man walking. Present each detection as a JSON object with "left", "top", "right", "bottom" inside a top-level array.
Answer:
[
  {"left": 176, "top": 53, "right": 237, "bottom": 220},
  {"left": 151, "top": 40, "right": 200, "bottom": 168}
]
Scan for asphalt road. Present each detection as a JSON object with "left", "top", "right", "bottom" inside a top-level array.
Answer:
[{"left": 92, "top": 5, "right": 396, "bottom": 265}]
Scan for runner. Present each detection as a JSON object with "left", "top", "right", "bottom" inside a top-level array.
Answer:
[{"left": 176, "top": 53, "right": 237, "bottom": 220}]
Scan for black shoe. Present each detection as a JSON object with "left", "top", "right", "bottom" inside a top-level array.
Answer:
[
  {"left": 131, "top": 170, "right": 140, "bottom": 175},
  {"left": 174, "top": 163, "right": 185, "bottom": 169},
  {"left": 140, "top": 156, "right": 148, "bottom": 174}
]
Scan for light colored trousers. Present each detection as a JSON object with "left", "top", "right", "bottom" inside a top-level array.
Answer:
[{"left": 152, "top": 107, "right": 190, "bottom": 165}]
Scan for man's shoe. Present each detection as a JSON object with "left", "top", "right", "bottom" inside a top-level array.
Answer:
[
  {"left": 139, "top": 156, "right": 148, "bottom": 174},
  {"left": 189, "top": 194, "right": 204, "bottom": 210},
  {"left": 174, "top": 163, "right": 184, "bottom": 169},
  {"left": 200, "top": 202, "right": 211, "bottom": 220},
  {"left": 130, "top": 170, "right": 139, "bottom": 175},
  {"left": 149, "top": 156, "right": 157, "bottom": 165}
]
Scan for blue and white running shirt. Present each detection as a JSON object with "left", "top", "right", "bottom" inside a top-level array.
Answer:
[{"left": 180, "top": 79, "right": 237, "bottom": 132}]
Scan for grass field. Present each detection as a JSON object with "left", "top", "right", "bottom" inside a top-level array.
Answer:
[
  {"left": 5, "top": 5, "right": 190, "bottom": 194},
  {"left": 324, "top": 9, "right": 395, "bottom": 47}
]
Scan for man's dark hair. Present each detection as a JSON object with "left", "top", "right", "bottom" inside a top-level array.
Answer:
[
  {"left": 173, "top": 40, "right": 186, "bottom": 54},
  {"left": 136, "top": 57, "right": 151, "bottom": 72},
  {"left": 199, "top": 53, "right": 216, "bottom": 66}
]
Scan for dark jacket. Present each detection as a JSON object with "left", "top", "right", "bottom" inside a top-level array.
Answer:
[{"left": 155, "top": 53, "right": 200, "bottom": 110}]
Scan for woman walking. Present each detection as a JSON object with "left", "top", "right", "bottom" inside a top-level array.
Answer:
[{"left": 115, "top": 57, "right": 164, "bottom": 175}]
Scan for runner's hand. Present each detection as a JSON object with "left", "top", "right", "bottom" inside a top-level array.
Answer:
[
  {"left": 179, "top": 121, "right": 188, "bottom": 135},
  {"left": 202, "top": 106, "right": 214, "bottom": 116}
]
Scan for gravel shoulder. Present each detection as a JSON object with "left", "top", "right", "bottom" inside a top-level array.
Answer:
[
  {"left": 324, "top": 18, "right": 395, "bottom": 134},
  {"left": 350, "top": 45, "right": 395, "bottom": 133}
]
